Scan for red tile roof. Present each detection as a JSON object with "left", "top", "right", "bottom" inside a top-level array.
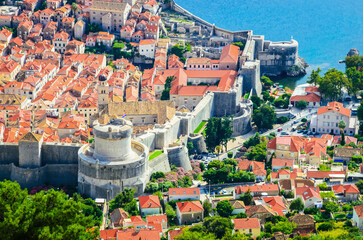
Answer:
[
  {"left": 237, "top": 160, "right": 266, "bottom": 176},
  {"left": 290, "top": 93, "right": 321, "bottom": 102},
  {"left": 176, "top": 201, "right": 203, "bottom": 213},
  {"left": 354, "top": 205, "right": 363, "bottom": 218},
  {"left": 306, "top": 171, "right": 345, "bottom": 179},
  {"left": 116, "top": 228, "right": 160, "bottom": 240},
  {"left": 332, "top": 184, "right": 359, "bottom": 194},
  {"left": 295, "top": 186, "right": 321, "bottom": 201},
  {"left": 272, "top": 158, "right": 293, "bottom": 168},
  {"left": 235, "top": 184, "right": 279, "bottom": 195},
  {"left": 220, "top": 44, "right": 239, "bottom": 63},
  {"left": 232, "top": 218, "right": 260, "bottom": 230},
  {"left": 169, "top": 187, "right": 200, "bottom": 196},
  {"left": 139, "top": 195, "right": 161, "bottom": 209},
  {"left": 139, "top": 39, "right": 156, "bottom": 45},
  {"left": 317, "top": 101, "right": 350, "bottom": 117}
]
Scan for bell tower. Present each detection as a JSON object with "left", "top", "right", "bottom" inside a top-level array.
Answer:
[{"left": 97, "top": 74, "right": 109, "bottom": 112}]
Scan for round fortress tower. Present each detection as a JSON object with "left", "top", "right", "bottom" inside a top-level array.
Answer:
[{"left": 78, "top": 115, "right": 150, "bottom": 200}]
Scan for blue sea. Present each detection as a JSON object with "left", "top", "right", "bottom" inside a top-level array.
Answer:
[{"left": 175, "top": 0, "right": 363, "bottom": 89}]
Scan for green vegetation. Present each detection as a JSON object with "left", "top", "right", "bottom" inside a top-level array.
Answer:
[
  {"left": 239, "top": 189, "right": 253, "bottom": 206},
  {"left": 194, "top": 120, "right": 207, "bottom": 134},
  {"left": 86, "top": 23, "right": 102, "bottom": 34},
  {"left": 176, "top": 216, "right": 240, "bottom": 240},
  {"left": 290, "top": 198, "right": 304, "bottom": 212},
  {"left": 231, "top": 42, "right": 244, "bottom": 50},
  {"left": 161, "top": 76, "right": 175, "bottom": 100},
  {"left": 216, "top": 200, "right": 234, "bottom": 217},
  {"left": 203, "top": 159, "right": 255, "bottom": 184},
  {"left": 273, "top": 93, "right": 291, "bottom": 109},
  {"left": 320, "top": 191, "right": 336, "bottom": 200},
  {"left": 109, "top": 188, "right": 139, "bottom": 215},
  {"left": 168, "top": 43, "right": 191, "bottom": 63},
  {"left": 261, "top": 76, "right": 274, "bottom": 89},
  {"left": 252, "top": 104, "right": 276, "bottom": 129},
  {"left": 296, "top": 100, "right": 308, "bottom": 109},
  {"left": 149, "top": 150, "right": 164, "bottom": 160},
  {"left": 0, "top": 180, "right": 99, "bottom": 240},
  {"left": 245, "top": 141, "right": 267, "bottom": 162},
  {"left": 276, "top": 116, "right": 289, "bottom": 124},
  {"left": 204, "top": 117, "right": 233, "bottom": 152}
]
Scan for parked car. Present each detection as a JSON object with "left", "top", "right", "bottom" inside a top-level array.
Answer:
[
  {"left": 297, "top": 129, "right": 303, "bottom": 133},
  {"left": 208, "top": 153, "right": 216, "bottom": 158},
  {"left": 201, "top": 152, "right": 208, "bottom": 157},
  {"left": 281, "top": 132, "right": 289, "bottom": 135},
  {"left": 277, "top": 128, "right": 283, "bottom": 132}
]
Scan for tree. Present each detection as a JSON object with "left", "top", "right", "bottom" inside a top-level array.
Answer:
[
  {"left": 340, "top": 131, "right": 346, "bottom": 146},
  {"left": 187, "top": 142, "right": 194, "bottom": 155},
  {"left": 200, "top": 162, "right": 206, "bottom": 171},
  {"left": 307, "top": 68, "right": 322, "bottom": 86},
  {"left": 317, "top": 68, "right": 349, "bottom": 100},
  {"left": 290, "top": 198, "right": 304, "bottom": 212},
  {"left": 323, "top": 201, "right": 339, "bottom": 213},
  {"left": 261, "top": 76, "right": 274, "bottom": 88},
  {"left": 271, "top": 221, "right": 296, "bottom": 234},
  {"left": 232, "top": 42, "right": 244, "bottom": 50},
  {"left": 355, "top": 180, "right": 363, "bottom": 194},
  {"left": 203, "top": 216, "right": 234, "bottom": 239},
  {"left": 151, "top": 172, "right": 166, "bottom": 180},
  {"left": 204, "top": 117, "right": 233, "bottom": 152},
  {"left": 233, "top": 212, "right": 247, "bottom": 219},
  {"left": 203, "top": 201, "right": 212, "bottom": 218},
  {"left": 165, "top": 203, "right": 177, "bottom": 226},
  {"left": 109, "top": 188, "right": 136, "bottom": 213},
  {"left": 317, "top": 222, "right": 334, "bottom": 231},
  {"left": 276, "top": 116, "right": 289, "bottom": 124},
  {"left": 216, "top": 200, "right": 234, "bottom": 217},
  {"left": 240, "top": 189, "right": 253, "bottom": 206},
  {"left": 296, "top": 100, "right": 308, "bottom": 109},
  {"left": 245, "top": 141, "right": 267, "bottom": 162},
  {"left": 0, "top": 180, "right": 99, "bottom": 240},
  {"left": 252, "top": 105, "right": 276, "bottom": 129},
  {"left": 339, "top": 120, "right": 346, "bottom": 132},
  {"left": 160, "top": 76, "right": 175, "bottom": 100},
  {"left": 71, "top": 2, "right": 78, "bottom": 17},
  {"left": 251, "top": 95, "right": 262, "bottom": 108}
]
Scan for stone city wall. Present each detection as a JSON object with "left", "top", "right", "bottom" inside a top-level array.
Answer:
[{"left": 149, "top": 153, "right": 171, "bottom": 173}]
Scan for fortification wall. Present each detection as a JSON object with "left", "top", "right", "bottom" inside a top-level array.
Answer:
[
  {"left": 232, "top": 100, "right": 253, "bottom": 136},
  {"left": 188, "top": 134, "right": 207, "bottom": 154},
  {"left": 46, "top": 164, "right": 78, "bottom": 186},
  {"left": 149, "top": 153, "right": 171, "bottom": 173},
  {"left": 136, "top": 132, "right": 156, "bottom": 151},
  {"left": 10, "top": 163, "right": 47, "bottom": 188},
  {"left": 0, "top": 164, "right": 11, "bottom": 180},
  {"left": 0, "top": 144, "right": 19, "bottom": 165},
  {"left": 165, "top": 145, "right": 192, "bottom": 171},
  {"left": 41, "top": 143, "right": 80, "bottom": 164}
]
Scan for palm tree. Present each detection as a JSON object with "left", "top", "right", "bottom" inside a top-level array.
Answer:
[
  {"left": 215, "top": 145, "right": 221, "bottom": 160},
  {"left": 71, "top": 3, "right": 78, "bottom": 17},
  {"left": 338, "top": 120, "right": 346, "bottom": 133},
  {"left": 339, "top": 120, "right": 346, "bottom": 146}
]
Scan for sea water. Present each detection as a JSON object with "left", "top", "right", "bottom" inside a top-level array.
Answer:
[{"left": 176, "top": 0, "right": 363, "bottom": 89}]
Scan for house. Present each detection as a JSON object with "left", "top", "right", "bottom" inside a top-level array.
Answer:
[
  {"left": 147, "top": 214, "right": 168, "bottom": 231},
  {"left": 0, "top": 28, "right": 12, "bottom": 44},
  {"left": 211, "top": 198, "right": 245, "bottom": 215},
  {"left": 168, "top": 54, "right": 184, "bottom": 69},
  {"left": 0, "top": 16, "right": 12, "bottom": 27},
  {"left": 139, "top": 39, "right": 156, "bottom": 59},
  {"left": 219, "top": 44, "right": 239, "bottom": 70},
  {"left": 168, "top": 227, "right": 184, "bottom": 240},
  {"left": 278, "top": 179, "right": 314, "bottom": 193},
  {"left": 270, "top": 169, "right": 297, "bottom": 182},
  {"left": 332, "top": 184, "right": 360, "bottom": 201},
  {"left": 96, "top": 32, "right": 115, "bottom": 48},
  {"left": 18, "top": 20, "right": 33, "bottom": 40},
  {"left": 43, "top": 21, "right": 58, "bottom": 40},
  {"left": 353, "top": 205, "right": 363, "bottom": 230},
  {"left": 110, "top": 208, "right": 130, "bottom": 228},
  {"left": 61, "top": 17, "right": 75, "bottom": 35},
  {"left": 116, "top": 228, "right": 160, "bottom": 240},
  {"left": 267, "top": 136, "right": 307, "bottom": 164},
  {"left": 53, "top": 31, "right": 69, "bottom": 54},
  {"left": 289, "top": 214, "right": 315, "bottom": 235},
  {"left": 295, "top": 186, "right": 322, "bottom": 208},
  {"left": 245, "top": 205, "right": 277, "bottom": 224},
  {"left": 333, "top": 147, "right": 363, "bottom": 163},
  {"left": 271, "top": 158, "right": 294, "bottom": 171},
  {"left": 176, "top": 201, "right": 203, "bottom": 225},
  {"left": 290, "top": 84, "right": 321, "bottom": 107},
  {"left": 74, "top": 20, "right": 86, "bottom": 39},
  {"left": 132, "top": 30, "right": 145, "bottom": 43},
  {"left": 0, "top": 60, "right": 21, "bottom": 82},
  {"left": 168, "top": 187, "right": 200, "bottom": 201},
  {"left": 186, "top": 57, "right": 219, "bottom": 70},
  {"left": 120, "top": 25, "right": 135, "bottom": 42},
  {"left": 237, "top": 160, "right": 266, "bottom": 181},
  {"left": 232, "top": 218, "right": 261, "bottom": 238},
  {"left": 310, "top": 101, "right": 358, "bottom": 135},
  {"left": 139, "top": 195, "right": 161, "bottom": 216},
  {"left": 306, "top": 170, "right": 346, "bottom": 183},
  {"left": 260, "top": 196, "right": 288, "bottom": 216},
  {"left": 40, "top": 9, "right": 55, "bottom": 26},
  {"left": 234, "top": 184, "right": 279, "bottom": 199}
]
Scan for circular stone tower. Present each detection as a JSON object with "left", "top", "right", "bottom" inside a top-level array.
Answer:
[{"left": 78, "top": 115, "right": 149, "bottom": 200}]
